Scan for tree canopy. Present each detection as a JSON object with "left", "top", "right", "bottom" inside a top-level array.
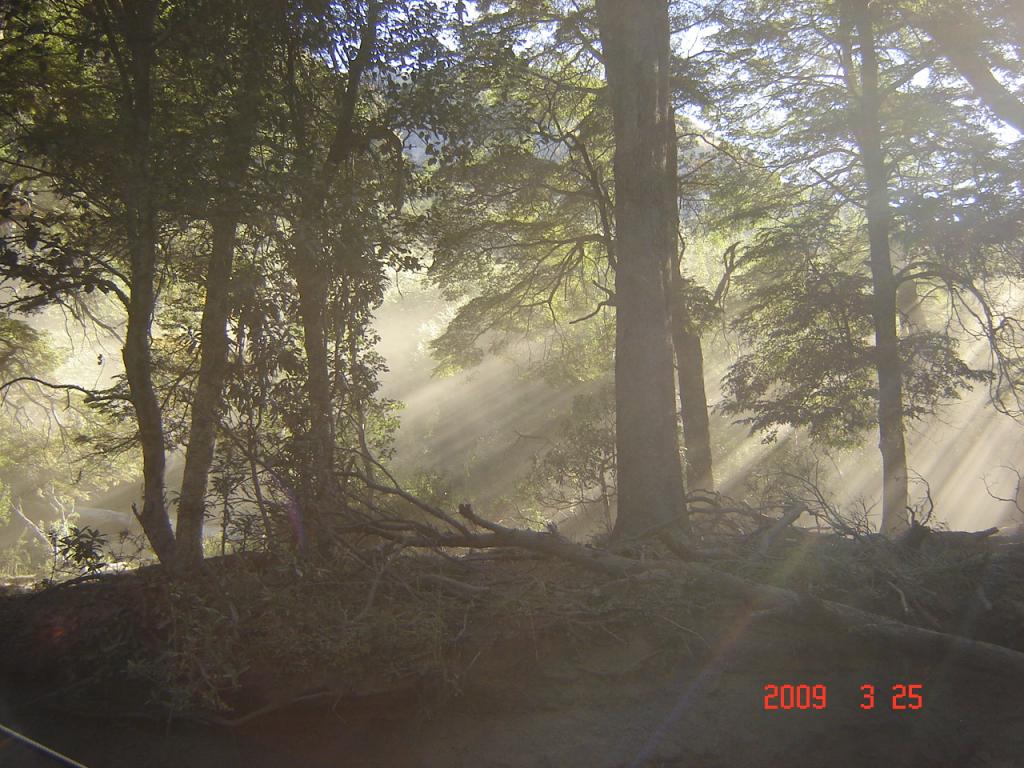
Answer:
[{"left": 1, "top": 0, "right": 1022, "bottom": 561}]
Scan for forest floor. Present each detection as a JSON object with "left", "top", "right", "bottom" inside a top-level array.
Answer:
[{"left": 1, "top": 523, "right": 1024, "bottom": 767}]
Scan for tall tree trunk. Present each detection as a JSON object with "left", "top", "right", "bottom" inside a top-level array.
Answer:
[
  {"left": 853, "top": 3, "right": 909, "bottom": 537},
  {"left": 123, "top": 229, "right": 176, "bottom": 563},
  {"left": 599, "top": 467, "right": 613, "bottom": 534},
  {"left": 175, "top": 214, "right": 239, "bottom": 567},
  {"left": 668, "top": 252, "right": 714, "bottom": 492},
  {"left": 174, "top": 15, "right": 267, "bottom": 569},
  {"left": 597, "top": 0, "right": 687, "bottom": 541},
  {"left": 672, "top": 323, "right": 714, "bottom": 492},
  {"left": 117, "top": 1, "right": 176, "bottom": 564},
  {"left": 280, "top": 1, "right": 381, "bottom": 546},
  {"left": 294, "top": 240, "right": 337, "bottom": 511}
]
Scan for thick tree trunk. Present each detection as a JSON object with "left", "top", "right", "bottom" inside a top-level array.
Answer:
[
  {"left": 597, "top": 0, "right": 687, "bottom": 541},
  {"left": 853, "top": 4, "right": 909, "bottom": 537},
  {"left": 175, "top": 215, "right": 239, "bottom": 567},
  {"left": 119, "top": 1, "right": 176, "bottom": 564}
]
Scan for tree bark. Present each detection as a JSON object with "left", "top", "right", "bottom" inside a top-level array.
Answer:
[
  {"left": 123, "top": 231, "right": 177, "bottom": 564},
  {"left": 175, "top": 214, "right": 239, "bottom": 567},
  {"left": 174, "top": 13, "right": 268, "bottom": 569},
  {"left": 672, "top": 323, "right": 714, "bottom": 492},
  {"left": 117, "top": 1, "right": 176, "bottom": 564},
  {"left": 852, "top": 3, "right": 909, "bottom": 537},
  {"left": 668, "top": 253, "right": 714, "bottom": 492},
  {"left": 596, "top": 0, "right": 687, "bottom": 541},
  {"left": 294, "top": 245, "right": 337, "bottom": 511}
]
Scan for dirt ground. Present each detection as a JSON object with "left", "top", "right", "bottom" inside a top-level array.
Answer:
[{"left": 2, "top": 529, "right": 1024, "bottom": 767}]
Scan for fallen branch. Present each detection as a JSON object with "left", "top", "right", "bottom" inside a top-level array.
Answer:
[
  {"left": 887, "top": 580, "right": 910, "bottom": 615},
  {"left": 368, "top": 503, "right": 1024, "bottom": 680},
  {"left": 755, "top": 503, "right": 805, "bottom": 555}
]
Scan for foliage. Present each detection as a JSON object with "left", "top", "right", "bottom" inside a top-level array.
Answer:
[
  {"left": 48, "top": 524, "right": 108, "bottom": 576},
  {"left": 0, "top": 315, "right": 133, "bottom": 575},
  {"left": 0, "top": 0, "right": 1021, "bottom": 562},
  {"left": 425, "top": 54, "right": 616, "bottom": 374},
  {"left": 709, "top": 0, "right": 1021, "bottom": 446},
  {"left": 722, "top": 210, "right": 991, "bottom": 445},
  {"left": 520, "top": 382, "right": 616, "bottom": 526}
]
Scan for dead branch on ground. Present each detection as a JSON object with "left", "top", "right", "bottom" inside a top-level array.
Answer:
[{"left": 351, "top": 494, "right": 1024, "bottom": 680}]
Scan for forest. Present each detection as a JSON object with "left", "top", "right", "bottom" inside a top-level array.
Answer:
[{"left": 1, "top": 0, "right": 1023, "bottom": 765}]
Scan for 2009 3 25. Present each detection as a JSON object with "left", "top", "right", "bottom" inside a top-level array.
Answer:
[{"left": 763, "top": 683, "right": 923, "bottom": 710}]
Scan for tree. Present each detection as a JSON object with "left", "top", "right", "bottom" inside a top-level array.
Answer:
[
  {"left": 1, "top": 0, "right": 453, "bottom": 565},
  {"left": 257, "top": 0, "right": 456, "bottom": 546},
  {"left": 0, "top": 0, "right": 295, "bottom": 567},
  {"left": 711, "top": 0, "right": 1022, "bottom": 534},
  {"left": 0, "top": 0, "right": 182, "bottom": 561},
  {"left": 425, "top": 0, "right": 727, "bottom": 528},
  {"left": 278, "top": 0, "right": 383, "bottom": 518},
  {"left": 595, "top": 0, "right": 686, "bottom": 539},
  {"left": 0, "top": 317, "right": 135, "bottom": 571},
  {"left": 846, "top": 0, "right": 920, "bottom": 535},
  {"left": 170, "top": 0, "right": 280, "bottom": 569},
  {"left": 894, "top": 0, "right": 1024, "bottom": 134},
  {"left": 520, "top": 384, "right": 617, "bottom": 533},
  {"left": 669, "top": 257, "right": 716, "bottom": 492}
]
